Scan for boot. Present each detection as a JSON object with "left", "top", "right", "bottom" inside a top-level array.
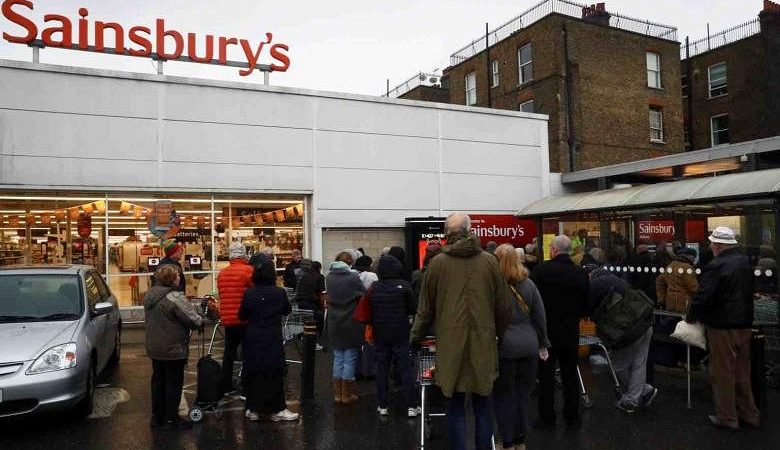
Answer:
[
  {"left": 342, "top": 380, "right": 359, "bottom": 404},
  {"left": 333, "top": 379, "right": 343, "bottom": 403}
]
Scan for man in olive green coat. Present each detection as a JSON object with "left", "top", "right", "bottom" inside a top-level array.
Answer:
[{"left": 411, "top": 213, "right": 512, "bottom": 450}]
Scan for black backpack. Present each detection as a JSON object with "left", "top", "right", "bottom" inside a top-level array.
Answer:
[{"left": 592, "top": 288, "right": 654, "bottom": 348}]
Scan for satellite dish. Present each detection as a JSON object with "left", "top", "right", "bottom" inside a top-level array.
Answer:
[{"left": 429, "top": 77, "right": 438, "bottom": 83}]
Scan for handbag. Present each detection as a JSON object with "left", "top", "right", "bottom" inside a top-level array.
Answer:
[
  {"left": 670, "top": 320, "right": 707, "bottom": 350},
  {"left": 353, "top": 287, "right": 373, "bottom": 324}
]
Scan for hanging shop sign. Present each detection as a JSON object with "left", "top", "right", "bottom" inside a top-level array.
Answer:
[
  {"left": 469, "top": 214, "right": 537, "bottom": 248},
  {"left": 637, "top": 220, "right": 675, "bottom": 242},
  {"left": 1, "top": 0, "right": 291, "bottom": 76}
]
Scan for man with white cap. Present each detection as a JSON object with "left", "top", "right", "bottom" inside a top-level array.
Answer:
[
  {"left": 217, "top": 242, "right": 254, "bottom": 397},
  {"left": 687, "top": 226, "right": 761, "bottom": 429}
]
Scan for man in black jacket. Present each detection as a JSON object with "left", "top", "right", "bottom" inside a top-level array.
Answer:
[
  {"left": 688, "top": 226, "right": 761, "bottom": 429},
  {"left": 532, "top": 235, "right": 589, "bottom": 429}
]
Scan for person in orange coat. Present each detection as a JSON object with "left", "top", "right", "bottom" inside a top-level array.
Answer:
[{"left": 217, "top": 242, "right": 254, "bottom": 395}]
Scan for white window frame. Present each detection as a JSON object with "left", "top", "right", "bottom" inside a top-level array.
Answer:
[
  {"left": 646, "top": 52, "right": 662, "bottom": 89},
  {"left": 491, "top": 60, "right": 500, "bottom": 87},
  {"left": 518, "top": 43, "right": 533, "bottom": 85},
  {"left": 649, "top": 108, "right": 664, "bottom": 143},
  {"left": 708, "top": 62, "right": 728, "bottom": 98},
  {"left": 711, "top": 114, "right": 729, "bottom": 146},
  {"left": 465, "top": 72, "right": 477, "bottom": 106},
  {"left": 519, "top": 100, "right": 535, "bottom": 113}
]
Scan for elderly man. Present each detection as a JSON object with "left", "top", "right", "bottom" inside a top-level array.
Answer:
[
  {"left": 283, "top": 249, "right": 303, "bottom": 289},
  {"left": 411, "top": 213, "right": 512, "bottom": 450},
  {"left": 217, "top": 242, "right": 254, "bottom": 395},
  {"left": 688, "top": 226, "right": 761, "bottom": 429},
  {"left": 532, "top": 235, "right": 589, "bottom": 430}
]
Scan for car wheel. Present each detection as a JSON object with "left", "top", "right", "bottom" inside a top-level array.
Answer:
[
  {"left": 109, "top": 325, "right": 122, "bottom": 366},
  {"left": 76, "top": 362, "right": 96, "bottom": 417}
]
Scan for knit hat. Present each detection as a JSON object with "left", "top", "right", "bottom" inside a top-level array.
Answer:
[
  {"left": 301, "top": 258, "right": 313, "bottom": 269},
  {"left": 162, "top": 239, "right": 181, "bottom": 258},
  {"left": 354, "top": 255, "right": 373, "bottom": 271},
  {"left": 228, "top": 242, "right": 247, "bottom": 260}
]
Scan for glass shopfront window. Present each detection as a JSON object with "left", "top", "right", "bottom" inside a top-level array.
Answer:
[{"left": 1, "top": 192, "right": 306, "bottom": 308}]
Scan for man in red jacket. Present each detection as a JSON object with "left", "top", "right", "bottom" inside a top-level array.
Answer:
[{"left": 217, "top": 242, "right": 254, "bottom": 395}]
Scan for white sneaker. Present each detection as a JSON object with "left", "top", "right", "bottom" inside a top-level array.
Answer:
[
  {"left": 377, "top": 407, "right": 389, "bottom": 416},
  {"left": 407, "top": 407, "right": 421, "bottom": 417},
  {"left": 270, "top": 409, "right": 299, "bottom": 421},
  {"left": 244, "top": 410, "right": 260, "bottom": 421},
  {"left": 315, "top": 344, "right": 324, "bottom": 351}
]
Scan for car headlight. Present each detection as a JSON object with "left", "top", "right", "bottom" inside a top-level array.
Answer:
[{"left": 26, "top": 343, "right": 77, "bottom": 374}]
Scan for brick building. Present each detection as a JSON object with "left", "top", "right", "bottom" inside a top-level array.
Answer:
[
  {"left": 398, "top": 1, "right": 684, "bottom": 173},
  {"left": 682, "top": 0, "right": 780, "bottom": 163}
]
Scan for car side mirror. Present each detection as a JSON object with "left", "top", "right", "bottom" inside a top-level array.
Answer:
[{"left": 92, "top": 302, "right": 114, "bottom": 317}]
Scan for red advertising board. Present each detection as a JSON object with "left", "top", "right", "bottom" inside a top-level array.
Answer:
[
  {"left": 637, "top": 220, "right": 675, "bottom": 241},
  {"left": 469, "top": 215, "right": 537, "bottom": 248}
]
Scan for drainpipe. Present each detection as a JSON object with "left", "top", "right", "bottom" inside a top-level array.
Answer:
[
  {"left": 685, "top": 37, "right": 694, "bottom": 150},
  {"left": 563, "top": 23, "right": 577, "bottom": 172},
  {"left": 486, "top": 23, "right": 492, "bottom": 107}
]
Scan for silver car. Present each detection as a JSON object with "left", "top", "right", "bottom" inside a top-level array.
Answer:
[{"left": 0, "top": 265, "right": 122, "bottom": 417}]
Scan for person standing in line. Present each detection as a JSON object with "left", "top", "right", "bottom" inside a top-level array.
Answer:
[
  {"left": 326, "top": 252, "right": 366, "bottom": 405},
  {"left": 655, "top": 246, "right": 698, "bottom": 313},
  {"left": 354, "top": 255, "right": 379, "bottom": 289},
  {"left": 144, "top": 265, "right": 203, "bottom": 429},
  {"left": 216, "top": 242, "right": 254, "bottom": 395},
  {"left": 532, "top": 235, "right": 589, "bottom": 430},
  {"left": 157, "top": 239, "right": 186, "bottom": 293},
  {"left": 388, "top": 246, "right": 412, "bottom": 282},
  {"left": 238, "top": 259, "right": 299, "bottom": 422},
  {"left": 283, "top": 249, "right": 303, "bottom": 289},
  {"left": 687, "top": 227, "right": 761, "bottom": 429},
  {"left": 493, "top": 244, "right": 550, "bottom": 450},
  {"left": 411, "top": 213, "right": 512, "bottom": 450},
  {"left": 411, "top": 242, "right": 443, "bottom": 312}
]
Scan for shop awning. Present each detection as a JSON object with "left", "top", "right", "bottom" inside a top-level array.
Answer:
[{"left": 516, "top": 167, "right": 780, "bottom": 217}]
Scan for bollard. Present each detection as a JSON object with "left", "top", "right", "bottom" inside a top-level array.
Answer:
[
  {"left": 750, "top": 328, "right": 766, "bottom": 416},
  {"left": 301, "top": 321, "right": 317, "bottom": 400}
]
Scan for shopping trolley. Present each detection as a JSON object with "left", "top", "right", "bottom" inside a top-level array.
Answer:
[
  {"left": 188, "top": 297, "right": 227, "bottom": 423},
  {"left": 283, "top": 308, "right": 314, "bottom": 364},
  {"left": 577, "top": 334, "right": 621, "bottom": 408},
  {"left": 415, "top": 337, "right": 496, "bottom": 450}
]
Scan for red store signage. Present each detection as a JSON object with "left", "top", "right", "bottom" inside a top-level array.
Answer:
[
  {"left": 469, "top": 214, "right": 537, "bottom": 248},
  {"left": 637, "top": 220, "right": 675, "bottom": 241},
  {"left": 1, "top": 0, "right": 290, "bottom": 76}
]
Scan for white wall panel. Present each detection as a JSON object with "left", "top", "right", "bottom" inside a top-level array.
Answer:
[
  {"left": 163, "top": 121, "right": 313, "bottom": 166},
  {"left": 440, "top": 140, "right": 541, "bottom": 177},
  {"left": 0, "top": 110, "right": 158, "bottom": 161},
  {"left": 438, "top": 109, "right": 541, "bottom": 146},
  {"left": 158, "top": 162, "right": 313, "bottom": 191},
  {"left": 317, "top": 210, "right": 439, "bottom": 228},
  {"left": 316, "top": 131, "right": 437, "bottom": 172},
  {"left": 317, "top": 168, "right": 439, "bottom": 211},
  {"left": 440, "top": 173, "right": 544, "bottom": 212},
  {"left": 316, "top": 97, "right": 437, "bottom": 137},
  {"left": 0, "top": 155, "right": 152, "bottom": 187}
]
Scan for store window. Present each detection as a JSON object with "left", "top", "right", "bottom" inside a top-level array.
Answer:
[
  {"left": 491, "top": 60, "right": 500, "bottom": 87},
  {"left": 708, "top": 62, "right": 727, "bottom": 97},
  {"left": 519, "top": 100, "right": 535, "bottom": 113},
  {"left": 649, "top": 108, "right": 664, "bottom": 142},
  {"left": 711, "top": 114, "right": 729, "bottom": 146},
  {"left": 465, "top": 71, "right": 477, "bottom": 106},
  {"left": 646, "top": 52, "right": 662, "bottom": 88},
  {"left": 518, "top": 43, "right": 533, "bottom": 85},
  {"left": 0, "top": 193, "right": 306, "bottom": 308}
]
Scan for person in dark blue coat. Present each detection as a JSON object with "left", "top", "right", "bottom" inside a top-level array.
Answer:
[
  {"left": 367, "top": 255, "right": 418, "bottom": 417},
  {"left": 238, "top": 260, "right": 299, "bottom": 422}
]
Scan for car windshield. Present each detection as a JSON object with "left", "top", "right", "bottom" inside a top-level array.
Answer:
[{"left": 0, "top": 274, "right": 83, "bottom": 322}]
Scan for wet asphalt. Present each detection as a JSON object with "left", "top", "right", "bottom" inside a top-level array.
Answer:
[{"left": 0, "top": 324, "right": 776, "bottom": 450}]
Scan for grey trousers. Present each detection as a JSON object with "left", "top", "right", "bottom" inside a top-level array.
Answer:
[{"left": 612, "top": 326, "right": 654, "bottom": 406}]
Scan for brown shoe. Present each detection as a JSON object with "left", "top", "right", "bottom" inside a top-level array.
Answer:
[
  {"left": 333, "top": 379, "right": 343, "bottom": 403},
  {"left": 341, "top": 380, "right": 359, "bottom": 404}
]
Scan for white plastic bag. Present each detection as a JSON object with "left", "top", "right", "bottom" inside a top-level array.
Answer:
[{"left": 670, "top": 320, "right": 707, "bottom": 350}]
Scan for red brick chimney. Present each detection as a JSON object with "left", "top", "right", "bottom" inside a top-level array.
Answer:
[
  {"left": 582, "top": 3, "right": 611, "bottom": 26},
  {"left": 764, "top": 0, "right": 780, "bottom": 13}
]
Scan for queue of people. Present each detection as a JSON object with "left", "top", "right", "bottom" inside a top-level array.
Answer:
[{"left": 141, "top": 215, "right": 765, "bottom": 448}]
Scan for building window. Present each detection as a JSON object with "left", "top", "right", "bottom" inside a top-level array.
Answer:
[
  {"left": 491, "top": 60, "right": 500, "bottom": 87},
  {"left": 708, "top": 62, "right": 727, "bottom": 97},
  {"left": 519, "top": 100, "right": 535, "bottom": 113},
  {"left": 649, "top": 108, "right": 664, "bottom": 142},
  {"left": 465, "top": 72, "right": 477, "bottom": 106},
  {"left": 681, "top": 74, "right": 688, "bottom": 98},
  {"left": 646, "top": 52, "right": 661, "bottom": 88},
  {"left": 518, "top": 43, "right": 533, "bottom": 85},
  {"left": 711, "top": 114, "right": 729, "bottom": 146}
]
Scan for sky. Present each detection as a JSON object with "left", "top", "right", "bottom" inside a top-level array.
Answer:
[{"left": 0, "top": 0, "right": 764, "bottom": 96}]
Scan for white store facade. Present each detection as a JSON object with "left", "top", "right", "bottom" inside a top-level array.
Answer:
[{"left": 0, "top": 59, "right": 554, "bottom": 313}]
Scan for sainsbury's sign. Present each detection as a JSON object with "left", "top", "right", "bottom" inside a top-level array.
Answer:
[
  {"left": 1, "top": 0, "right": 290, "bottom": 76},
  {"left": 470, "top": 215, "right": 537, "bottom": 247},
  {"left": 637, "top": 220, "right": 675, "bottom": 241}
]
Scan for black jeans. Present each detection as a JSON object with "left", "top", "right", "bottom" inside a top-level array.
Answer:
[
  {"left": 244, "top": 369, "right": 286, "bottom": 414},
  {"left": 493, "top": 357, "right": 537, "bottom": 447},
  {"left": 446, "top": 393, "right": 493, "bottom": 450},
  {"left": 220, "top": 325, "right": 246, "bottom": 393},
  {"left": 374, "top": 341, "right": 416, "bottom": 408},
  {"left": 151, "top": 359, "right": 187, "bottom": 422},
  {"left": 537, "top": 338, "right": 580, "bottom": 424}
]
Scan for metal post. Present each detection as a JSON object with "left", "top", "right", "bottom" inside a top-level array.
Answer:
[
  {"left": 156, "top": 59, "right": 163, "bottom": 75},
  {"left": 300, "top": 321, "right": 317, "bottom": 400},
  {"left": 32, "top": 46, "right": 39, "bottom": 64},
  {"left": 263, "top": 71, "right": 269, "bottom": 85},
  {"left": 686, "top": 344, "right": 692, "bottom": 409},
  {"left": 751, "top": 329, "right": 766, "bottom": 417}
]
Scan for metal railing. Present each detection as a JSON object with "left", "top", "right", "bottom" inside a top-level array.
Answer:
[
  {"left": 385, "top": 71, "right": 443, "bottom": 98},
  {"left": 450, "top": 0, "right": 677, "bottom": 65},
  {"left": 682, "top": 18, "right": 761, "bottom": 59}
]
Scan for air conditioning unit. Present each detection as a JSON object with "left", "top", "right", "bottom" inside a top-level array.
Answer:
[{"left": 429, "top": 77, "right": 438, "bottom": 84}]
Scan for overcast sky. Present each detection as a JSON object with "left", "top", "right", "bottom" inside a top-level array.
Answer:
[{"left": 0, "top": 0, "right": 764, "bottom": 96}]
